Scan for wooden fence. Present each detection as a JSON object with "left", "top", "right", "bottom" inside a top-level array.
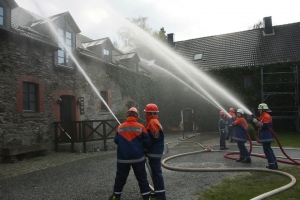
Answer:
[{"left": 53, "top": 119, "right": 123, "bottom": 153}]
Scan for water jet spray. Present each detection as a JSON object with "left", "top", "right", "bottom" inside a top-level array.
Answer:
[{"left": 33, "top": 1, "right": 121, "bottom": 125}]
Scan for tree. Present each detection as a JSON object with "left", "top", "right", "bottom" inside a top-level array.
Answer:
[
  {"left": 156, "top": 27, "right": 167, "bottom": 43},
  {"left": 118, "top": 16, "right": 154, "bottom": 49},
  {"left": 249, "top": 20, "right": 264, "bottom": 29},
  {"left": 113, "top": 40, "right": 119, "bottom": 48},
  {"left": 117, "top": 16, "right": 167, "bottom": 50},
  {"left": 130, "top": 16, "right": 153, "bottom": 33}
]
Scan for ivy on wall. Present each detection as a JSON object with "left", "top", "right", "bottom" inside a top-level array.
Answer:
[
  {"left": 107, "top": 60, "right": 300, "bottom": 132},
  {"left": 107, "top": 66, "right": 156, "bottom": 114}
]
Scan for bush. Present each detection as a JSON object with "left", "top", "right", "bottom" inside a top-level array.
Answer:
[{"left": 116, "top": 106, "right": 128, "bottom": 118}]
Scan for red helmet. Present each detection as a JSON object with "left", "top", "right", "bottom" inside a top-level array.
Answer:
[
  {"left": 219, "top": 110, "right": 226, "bottom": 115},
  {"left": 127, "top": 107, "right": 138, "bottom": 115},
  {"left": 229, "top": 108, "right": 235, "bottom": 112},
  {"left": 144, "top": 103, "right": 159, "bottom": 112}
]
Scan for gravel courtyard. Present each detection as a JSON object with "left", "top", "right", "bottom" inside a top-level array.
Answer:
[{"left": 1, "top": 132, "right": 297, "bottom": 200}]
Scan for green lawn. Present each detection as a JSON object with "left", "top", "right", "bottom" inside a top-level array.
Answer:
[
  {"left": 272, "top": 132, "right": 300, "bottom": 147},
  {"left": 197, "top": 131, "right": 300, "bottom": 200}
]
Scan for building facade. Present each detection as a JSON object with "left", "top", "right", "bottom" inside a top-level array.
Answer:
[{"left": 0, "top": 0, "right": 145, "bottom": 154}]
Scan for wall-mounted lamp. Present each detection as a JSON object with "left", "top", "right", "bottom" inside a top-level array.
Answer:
[
  {"left": 57, "top": 98, "right": 62, "bottom": 104},
  {"left": 78, "top": 97, "right": 84, "bottom": 115},
  {"left": 77, "top": 97, "right": 84, "bottom": 105}
]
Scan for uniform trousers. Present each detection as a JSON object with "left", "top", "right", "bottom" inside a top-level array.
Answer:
[{"left": 113, "top": 160, "right": 151, "bottom": 197}]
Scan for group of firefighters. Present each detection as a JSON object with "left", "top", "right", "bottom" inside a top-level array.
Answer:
[
  {"left": 108, "top": 102, "right": 278, "bottom": 200},
  {"left": 219, "top": 103, "right": 278, "bottom": 169},
  {"left": 109, "top": 104, "right": 166, "bottom": 200}
]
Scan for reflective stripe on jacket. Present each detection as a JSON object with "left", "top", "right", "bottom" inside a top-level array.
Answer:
[{"left": 114, "top": 116, "right": 151, "bottom": 163}]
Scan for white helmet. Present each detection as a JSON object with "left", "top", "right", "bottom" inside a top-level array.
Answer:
[
  {"left": 258, "top": 103, "right": 272, "bottom": 112},
  {"left": 237, "top": 109, "right": 244, "bottom": 114}
]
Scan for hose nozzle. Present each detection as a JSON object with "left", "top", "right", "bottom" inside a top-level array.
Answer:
[
  {"left": 205, "top": 147, "right": 211, "bottom": 152},
  {"left": 251, "top": 113, "right": 259, "bottom": 120}
]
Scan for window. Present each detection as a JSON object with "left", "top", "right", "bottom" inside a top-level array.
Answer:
[
  {"left": 23, "top": 82, "right": 37, "bottom": 112},
  {"left": 58, "top": 28, "right": 72, "bottom": 67},
  {"left": 103, "top": 49, "right": 110, "bottom": 62},
  {"left": 244, "top": 75, "right": 253, "bottom": 87},
  {"left": 100, "top": 91, "right": 108, "bottom": 111},
  {"left": 0, "top": 7, "right": 3, "bottom": 25},
  {"left": 193, "top": 53, "right": 203, "bottom": 60}
]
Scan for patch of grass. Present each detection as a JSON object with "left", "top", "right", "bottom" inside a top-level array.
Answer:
[
  {"left": 272, "top": 132, "right": 300, "bottom": 147},
  {"left": 197, "top": 166, "right": 300, "bottom": 200},
  {"left": 197, "top": 131, "right": 300, "bottom": 200}
]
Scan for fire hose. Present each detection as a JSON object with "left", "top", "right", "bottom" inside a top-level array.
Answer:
[{"left": 161, "top": 129, "right": 298, "bottom": 200}]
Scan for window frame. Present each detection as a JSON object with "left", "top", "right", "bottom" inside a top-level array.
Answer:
[
  {"left": 22, "top": 82, "right": 38, "bottom": 112},
  {"left": 100, "top": 91, "right": 108, "bottom": 112},
  {"left": 244, "top": 75, "right": 253, "bottom": 87},
  {"left": 57, "top": 28, "right": 73, "bottom": 68},
  {"left": 0, "top": 6, "right": 4, "bottom": 26},
  {"left": 103, "top": 48, "right": 111, "bottom": 62},
  {"left": 193, "top": 53, "right": 203, "bottom": 61}
]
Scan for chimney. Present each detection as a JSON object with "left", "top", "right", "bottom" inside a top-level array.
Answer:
[
  {"left": 167, "top": 33, "right": 175, "bottom": 47},
  {"left": 263, "top": 16, "right": 274, "bottom": 35}
]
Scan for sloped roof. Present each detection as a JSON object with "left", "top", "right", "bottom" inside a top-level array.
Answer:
[
  {"left": 11, "top": 7, "right": 58, "bottom": 47},
  {"left": 82, "top": 38, "right": 107, "bottom": 48},
  {"left": 3, "top": 0, "right": 18, "bottom": 9},
  {"left": 174, "top": 22, "right": 300, "bottom": 69},
  {"left": 11, "top": 7, "right": 43, "bottom": 28},
  {"left": 29, "top": 12, "right": 81, "bottom": 34},
  {"left": 80, "top": 37, "right": 113, "bottom": 50},
  {"left": 114, "top": 52, "right": 137, "bottom": 60},
  {"left": 76, "top": 34, "right": 93, "bottom": 48}
]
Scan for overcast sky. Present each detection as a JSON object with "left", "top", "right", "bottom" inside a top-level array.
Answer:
[{"left": 15, "top": 0, "right": 300, "bottom": 45}]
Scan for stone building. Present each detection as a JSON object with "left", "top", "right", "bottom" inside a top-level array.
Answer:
[{"left": 0, "top": 0, "right": 146, "bottom": 156}]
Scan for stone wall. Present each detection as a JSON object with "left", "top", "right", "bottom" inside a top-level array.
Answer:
[{"left": 0, "top": 34, "right": 126, "bottom": 152}]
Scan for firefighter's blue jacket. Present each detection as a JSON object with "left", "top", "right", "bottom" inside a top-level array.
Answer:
[
  {"left": 257, "top": 112, "right": 274, "bottom": 143},
  {"left": 233, "top": 117, "right": 248, "bottom": 142},
  {"left": 114, "top": 116, "right": 151, "bottom": 163},
  {"left": 145, "top": 115, "right": 164, "bottom": 158}
]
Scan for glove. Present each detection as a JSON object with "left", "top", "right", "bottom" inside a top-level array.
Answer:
[
  {"left": 231, "top": 117, "right": 236, "bottom": 121},
  {"left": 253, "top": 118, "right": 258, "bottom": 123}
]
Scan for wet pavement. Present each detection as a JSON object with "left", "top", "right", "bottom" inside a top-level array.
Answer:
[{"left": 0, "top": 132, "right": 299, "bottom": 200}]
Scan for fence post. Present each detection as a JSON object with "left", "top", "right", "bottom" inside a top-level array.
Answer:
[
  {"left": 103, "top": 122, "right": 107, "bottom": 151},
  {"left": 71, "top": 122, "right": 75, "bottom": 153},
  {"left": 54, "top": 123, "right": 58, "bottom": 152},
  {"left": 83, "top": 121, "right": 87, "bottom": 153}
]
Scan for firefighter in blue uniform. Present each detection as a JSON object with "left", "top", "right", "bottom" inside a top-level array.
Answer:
[
  {"left": 109, "top": 107, "right": 152, "bottom": 200},
  {"left": 219, "top": 110, "right": 229, "bottom": 150},
  {"left": 144, "top": 103, "right": 166, "bottom": 200},
  {"left": 227, "top": 108, "right": 236, "bottom": 142},
  {"left": 253, "top": 103, "right": 278, "bottom": 170},
  {"left": 232, "top": 109, "right": 251, "bottom": 163}
]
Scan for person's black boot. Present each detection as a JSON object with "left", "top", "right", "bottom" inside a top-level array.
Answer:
[
  {"left": 241, "top": 159, "right": 251, "bottom": 163},
  {"left": 220, "top": 147, "right": 229, "bottom": 150}
]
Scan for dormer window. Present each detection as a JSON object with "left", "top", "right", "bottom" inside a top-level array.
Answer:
[
  {"left": 103, "top": 49, "right": 110, "bottom": 62},
  {"left": 0, "top": 6, "right": 4, "bottom": 25},
  {"left": 57, "top": 28, "right": 72, "bottom": 67},
  {"left": 193, "top": 53, "right": 203, "bottom": 60}
]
